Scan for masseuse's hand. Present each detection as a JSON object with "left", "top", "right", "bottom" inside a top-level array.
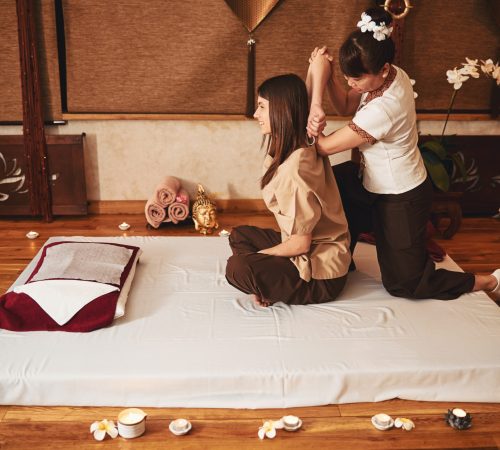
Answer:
[{"left": 307, "top": 103, "right": 326, "bottom": 137}]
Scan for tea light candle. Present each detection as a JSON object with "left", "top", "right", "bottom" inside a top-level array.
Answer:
[
  {"left": 118, "top": 222, "right": 131, "bottom": 231},
  {"left": 283, "top": 415, "right": 299, "bottom": 428},
  {"left": 172, "top": 418, "right": 189, "bottom": 432},
  {"left": 117, "top": 408, "right": 147, "bottom": 439},
  {"left": 374, "top": 413, "right": 391, "bottom": 426},
  {"left": 452, "top": 408, "right": 467, "bottom": 418}
]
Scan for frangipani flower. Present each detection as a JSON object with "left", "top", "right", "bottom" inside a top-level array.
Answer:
[
  {"left": 258, "top": 419, "right": 284, "bottom": 439},
  {"left": 357, "top": 12, "right": 375, "bottom": 33},
  {"left": 90, "top": 419, "right": 118, "bottom": 441},
  {"left": 394, "top": 417, "right": 415, "bottom": 431},
  {"left": 446, "top": 67, "right": 469, "bottom": 90},
  {"left": 372, "top": 23, "right": 393, "bottom": 41}
]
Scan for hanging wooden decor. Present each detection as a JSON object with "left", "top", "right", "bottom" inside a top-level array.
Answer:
[
  {"left": 224, "top": 0, "right": 282, "bottom": 117},
  {"left": 382, "top": 0, "right": 412, "bottom": 66}
]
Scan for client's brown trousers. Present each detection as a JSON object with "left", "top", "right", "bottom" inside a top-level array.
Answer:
[
  {"left": 333, "top": 161, "right": 474, "bottom": 300},
  {"left": 225, "top": 225, "right": 347, "bottom": 305}
]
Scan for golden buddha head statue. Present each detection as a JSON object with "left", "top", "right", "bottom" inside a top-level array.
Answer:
[{"left": 192, "top": 184, "right": 219, "bottom": 235}]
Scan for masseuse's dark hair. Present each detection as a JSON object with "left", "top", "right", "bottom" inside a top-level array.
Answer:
[
  {"left": 339, "top": 6, "right": 395, "bottom": 77},
  {"left": 258, "top": 74, "right": 309, "bottom": 189}
]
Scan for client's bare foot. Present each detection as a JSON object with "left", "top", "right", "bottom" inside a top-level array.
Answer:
[
  {"left": 473, "top": 273, "right": 498, "bottom": 293},
  {"left": 251, "top": 294, "right": 272, "bottom": 307}
]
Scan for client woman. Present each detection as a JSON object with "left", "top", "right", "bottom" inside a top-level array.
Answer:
[{"left": 225, "top": 74, "right": 351, "bottom": 307}]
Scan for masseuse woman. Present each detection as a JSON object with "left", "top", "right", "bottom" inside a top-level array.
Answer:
[
  {"left": 306, "top": 6, "right": 500, "bottom": 300},
  {"left": 225, "top": 74, "right": 350, "bottom": 307}
]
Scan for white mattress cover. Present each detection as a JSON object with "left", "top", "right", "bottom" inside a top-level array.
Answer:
[{"left": 1, "top": 236, "right": 499, "bottom": 408}]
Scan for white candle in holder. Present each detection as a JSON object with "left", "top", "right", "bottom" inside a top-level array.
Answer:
[
  {"left": 283, "top": 415, "right": 299, "bottom": 427},
  {"left": 117, "top": 408, "right": 147, "bottom": 439}
]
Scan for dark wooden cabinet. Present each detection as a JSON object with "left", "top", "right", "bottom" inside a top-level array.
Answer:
[{"left": 0, "top": 134, "right": 87, "bottom": 216}]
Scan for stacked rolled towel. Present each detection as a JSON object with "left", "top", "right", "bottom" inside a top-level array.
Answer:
[
  {"left": 145, "top": 176, "right": 190, "bottom": 228},
  {"left": 164, "top": 188, "right": 190, "bottom": 224}
]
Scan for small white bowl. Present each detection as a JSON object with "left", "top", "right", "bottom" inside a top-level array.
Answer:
[
  {"left": 118, "top": 222, "right": 131, "bottom": 231},
  {"left": 26, "top": 231, "right": 39, "bottom": 239},
  {"left": 169, "top": 418, "right": 192, "bottom": 436}
]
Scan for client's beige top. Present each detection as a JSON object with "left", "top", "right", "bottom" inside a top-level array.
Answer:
[{"left": 262, "top": 146, "right": 351, "bottom": 282}]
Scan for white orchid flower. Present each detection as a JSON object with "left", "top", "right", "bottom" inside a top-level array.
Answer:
[
  {"left": 90, "top": 419, "right": 118, "bottom": 441},
  {"left": 394, "top": 417, "right": 415, "bottom": 431},
  {"left": 464, "top": 57, "right": 478, "bottom": 66},
  {"left": 357, "top": 13, "right": 375, "bottom": 32},
  {"left": 258, "top": 419, "right": 284, "bottom": 439},
  {"left": 460, "top": 64, "right": 480, "bottom": 78},
  {"left": 446, "top": 67, "right": 469, "bottom": 90},
  {"left": 480, "top": 59, "right": 495, "bottom": 75},
  {"left": 492, "top": 64, "right": 500, "bottom": 85}
]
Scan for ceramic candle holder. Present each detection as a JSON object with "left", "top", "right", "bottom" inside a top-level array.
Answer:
[
  {"left": 169, "top": 418, "right": 192, "bottom": 436},
  {"left": 117, "top": 408, "right": 147, "bottom": 439},
  {"left": 445, "top": 408, "right": 472, "bottom": 430},
  {"left": 371, "top": 413, "right": 394, "bottom": 430}
]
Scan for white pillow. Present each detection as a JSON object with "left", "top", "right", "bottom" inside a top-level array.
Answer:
[{"left": 114, "top": 248, "right": 142, "bottom": 319}]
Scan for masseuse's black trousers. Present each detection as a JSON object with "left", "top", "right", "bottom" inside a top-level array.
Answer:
[
  {"left": 225, "top": 225, "right": 347, "bottom": 305},
  {"left": 332, "top": 161, "right": 474, "bottom": 300}
]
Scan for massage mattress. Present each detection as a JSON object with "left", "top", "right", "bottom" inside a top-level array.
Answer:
[{"left": 1, "top": 236, "right": 500, "bottom": 407}]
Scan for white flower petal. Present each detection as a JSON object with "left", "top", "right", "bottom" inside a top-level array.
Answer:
[
  {"left": 410, "top": 78, "right": 416, "bottom": 86},
  {"left": 93, "top": 429, "right": 106, "bottom": 441},
  {"left": 107, "top": 426, "right": 119, "bottom": 439},
  {"left": 258, "top": 428, "right": 266, "bottom": 440},
  {"left": 90, "top": 421, "right": 99, "bottom": 433},
  {"left": 266, "top": 427, "right": 277, "bottom": 439},
  {"left": 274, "top": 419, "right": 284, "bottom": 429},
  {"left": 413, "top": 91, "right": 418, "bottom": 98}
]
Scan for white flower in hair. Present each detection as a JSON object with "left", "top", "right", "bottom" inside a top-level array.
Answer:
[
  {"left": 357, "top": 12, "right": 375, "bottom": 33},
  {"left": 446, "top": 67, "right": 469, "bottom": 90},
  {"left": 372, "top": 22, "right": 393, "bottom": 41}
]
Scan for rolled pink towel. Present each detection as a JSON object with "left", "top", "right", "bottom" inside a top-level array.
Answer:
[
  {"left": 164, "top": 188, "right": 190, "bottom": 224},
  {"left": 145, "top": 199, "right": 166, "bottom": 228},
  {"left": 166, "top": 202, "right": 189, "bottom": 224},
  {"left": 155, "top": 176, "right": 181, "bottom": 207}
]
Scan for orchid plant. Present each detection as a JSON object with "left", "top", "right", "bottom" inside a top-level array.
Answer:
[{"left": 419, "top": 57, "right": 499, "bottom": 192}]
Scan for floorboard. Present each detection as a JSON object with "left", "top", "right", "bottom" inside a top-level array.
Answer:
[{"left": 0, "top": 213, "right": 499, "bottom": 449}]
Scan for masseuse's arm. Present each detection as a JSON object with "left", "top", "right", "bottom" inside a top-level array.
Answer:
[
  {"left": 316, "top": 126, "right": 366, "bottom": 156},
  {"left": 306, "top": 51, "right": 331, "bottom": 136},
  {"left": 258, "top": 233, "right": 312, "bottom": 257}
]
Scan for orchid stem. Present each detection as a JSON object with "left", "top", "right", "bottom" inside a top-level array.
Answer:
[{"left": 441, "top": 90, "right": 458, "bottom": 142}]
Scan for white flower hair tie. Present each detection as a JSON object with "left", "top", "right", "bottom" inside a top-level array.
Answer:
[{"left": 357, "top": 12, "right": 393, "bottom": 41}]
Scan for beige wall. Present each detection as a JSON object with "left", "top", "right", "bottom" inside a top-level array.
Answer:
[{"left": 1, "top": 120, "right": 499, "bottom": 201}]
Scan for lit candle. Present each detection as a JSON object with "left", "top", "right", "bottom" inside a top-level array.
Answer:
[
  {"left": 172, "top": 418, "right": 189, "bottom": 432},
  {"left": 283, "top": 415, "right": 299, "bottom": 428},
  {"left": 117, "top": 408, "right": 147, "bottom": 439},
  {"left": 452, "top": 408, "right": 467, "bottom": 418}
]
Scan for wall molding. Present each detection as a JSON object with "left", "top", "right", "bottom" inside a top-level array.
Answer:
[{"left": 88, "top": 199, "right": 267, "bottom": 215}]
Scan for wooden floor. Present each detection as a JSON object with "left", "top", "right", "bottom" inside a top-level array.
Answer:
[{"left": 0, "top": 213, "right": 499, "bottom": 450}]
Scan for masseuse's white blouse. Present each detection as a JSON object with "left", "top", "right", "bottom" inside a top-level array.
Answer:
[{"left": 349, "top": 65, "right": 427, "bottom": 195}]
